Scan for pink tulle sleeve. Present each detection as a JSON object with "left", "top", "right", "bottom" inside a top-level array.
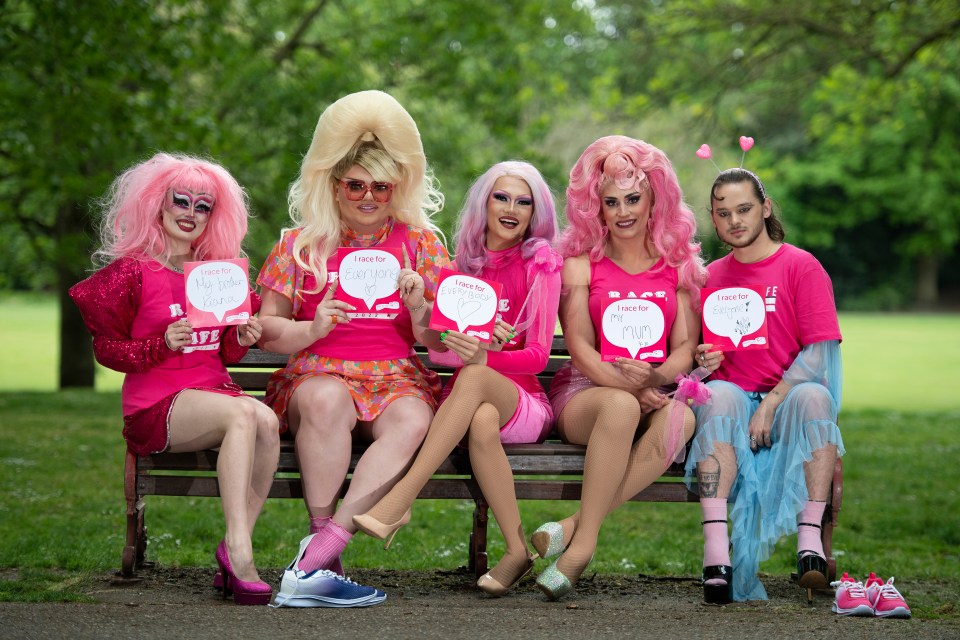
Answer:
[{"left": 484, "top": 247, "right": 562, "bottom": 375}]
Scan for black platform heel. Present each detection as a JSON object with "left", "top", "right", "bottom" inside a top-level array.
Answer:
[
  {"left": 702, "top": 564, "right": 733, "bottom": 604},
  {"left": 796, "top": 522, "right": 829, "bottom": 605},
  {"left": 700, "top": 518, "right": 732, "bottom": 604}
]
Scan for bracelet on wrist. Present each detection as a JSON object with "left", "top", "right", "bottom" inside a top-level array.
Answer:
[{"left": 406, "top": 298, "right": 426, "bottom": 313}]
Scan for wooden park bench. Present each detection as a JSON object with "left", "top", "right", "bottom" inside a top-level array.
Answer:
[{"left": 120, "top": 336, "right": 843, "bottom": 581}]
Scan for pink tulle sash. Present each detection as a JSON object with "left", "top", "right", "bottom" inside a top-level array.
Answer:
[{"left": 665, "top": 366, "right": 712, "bottom": 464}]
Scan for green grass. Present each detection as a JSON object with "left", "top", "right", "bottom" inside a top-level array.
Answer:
[
  {"left": 1, "top": 294, "right": 958, "bottom": 616},
  {"left": 1, "top": 391, "right": 958, "bottom": 617},
  {"left": 838, "top": 313, "right": 960, "bottom": 411},
  {"left": 0, "top": 293, "right": 124, "bottom": 391}
]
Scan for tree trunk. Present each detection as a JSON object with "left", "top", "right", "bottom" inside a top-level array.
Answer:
[
  {"left": 914, "top": 254, "right": 940, "bottom": 309},
  {"left": 57, "top": 201, "right": 95, "bottom": 388},
  {"left": 59, "top": 275, "right": 95, "bottom": 388}
]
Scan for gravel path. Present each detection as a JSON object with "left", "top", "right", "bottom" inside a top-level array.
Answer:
[{"left": 1, "top": 567, "right": 957, "bottom": 639}]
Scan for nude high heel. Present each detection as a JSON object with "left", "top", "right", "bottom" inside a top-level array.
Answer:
[
  {"left": 476, "top": 553, "right": 535, "bottom": 597},
  {"left": 352, "top": 509, "right": 412, "bottom": 549}
]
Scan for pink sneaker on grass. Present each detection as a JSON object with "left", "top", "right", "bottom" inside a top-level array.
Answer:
[
  {"left": 830, "top": 572, "right": 874, "bottom": 617},
  {"left": 865, "top": 574, "right": 911, "bottom": 619}
]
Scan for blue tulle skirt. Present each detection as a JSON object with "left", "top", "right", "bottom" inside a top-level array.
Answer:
[{"left": 684, "top": 380, "right": 844, "bottom": 601}]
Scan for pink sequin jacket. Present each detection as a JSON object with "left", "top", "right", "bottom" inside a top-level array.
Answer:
[{"left": 69, "top": 257, "right": 258, "bottom": 414}]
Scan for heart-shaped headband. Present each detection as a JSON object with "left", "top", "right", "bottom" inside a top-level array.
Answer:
[
  {"left": 696, "top": 135, "right": 766, "bottom": 200},
  {"left": 696, "top": 135, "right": 754, "bottom": 171}
]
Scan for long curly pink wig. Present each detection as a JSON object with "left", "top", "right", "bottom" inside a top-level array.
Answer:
[
  {"left": 453, "top": 161, "right": 558, "bottom": 276},
  {"left": 93, "top": 152, "right": 249, "bottom": 266},
  {"left": 558, "top": 135, "right": 706, "bottom": 298}
]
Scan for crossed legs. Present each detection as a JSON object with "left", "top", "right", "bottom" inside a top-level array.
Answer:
[
  {"left": 168, "top": 390, "right": 280, "bottom": 583},
  {"left": 546, "top": 388, "right": 694, "bottom": 585},
  {"left": 355, "top": 365, "right": 531, "bottom": 585}
]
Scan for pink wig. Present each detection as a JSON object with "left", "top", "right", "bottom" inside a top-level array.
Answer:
[
  {"left": 558, "top": 135, "right": 706, "bottom": 298},
  {"left": 93, "top": 152, "right": 249, "bottom": 266},
  {"left": 453, "top": 161, "right": 558, "bottom": 276}
]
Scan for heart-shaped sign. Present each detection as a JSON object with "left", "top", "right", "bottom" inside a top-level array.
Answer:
[
  {"left": 739, "top": 136, "right": 754, "bottom": 152},
  {"left": 696, "top": 144, "right": 712, "bottom": 159}
]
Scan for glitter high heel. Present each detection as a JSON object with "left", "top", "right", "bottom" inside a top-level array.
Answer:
[
  {"left": 352, "top": 508, "right": 412, "bottom": 550},
  {"left": 530, "top": 522, "right": 566, "bottom": 560},
  {"left": 535, "top": 557, "right": 574, "bottom": 601}
]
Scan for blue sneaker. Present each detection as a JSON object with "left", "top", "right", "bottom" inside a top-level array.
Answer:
[{"left": 271, "top": 568, "right": 386, "bottom": 608}]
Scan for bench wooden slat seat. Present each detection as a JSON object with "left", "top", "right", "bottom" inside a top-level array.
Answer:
[{"left": 121, "top": 336, "right": 842, "bottom": 583}]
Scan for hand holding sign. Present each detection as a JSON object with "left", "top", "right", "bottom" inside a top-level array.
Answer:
[
  {"left": 438, "top": 330, "right": 486, "bottom": 365},
  {"left": 184, "top": 259, "right": 252, "bottom": 328},
  {"left": 310, "top": 278, "right": 354, "bottom": 339},
  {"left": 600, "top": 297, "right": 667, "bottom": 362},
  {"left": 397, "top": 244, "right": 426, "bottom": 312},
  {"left": 236, "top": 316, "right": 264, "bottom": 347},
  {"left": 701, "top": 286, "right": 768, "bottom": 350},
  {"left": 430, "top": 269, "right": 503, "bottom": 342}
]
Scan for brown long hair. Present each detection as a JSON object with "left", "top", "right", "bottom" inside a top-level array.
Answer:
[{"left": 711, "top": 168, "right": 784, "bottom": 242}]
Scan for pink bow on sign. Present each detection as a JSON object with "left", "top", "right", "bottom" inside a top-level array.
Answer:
[
  {"left": 739, "top": 136, "right": 754, "bottom": 152},
  {"left": 674, "top": 369, "right": 712, "bottom": 407},
  {"left": 696, "top": 144, "right": 712, "bottom": 159}
]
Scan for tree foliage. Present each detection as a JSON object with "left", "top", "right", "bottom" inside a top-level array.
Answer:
[
  {"left": 610, "top": 0, "right": 960, "bottom": 306},
  {"left": 1, "top": 0, "right": 957, "bottom": 387}
]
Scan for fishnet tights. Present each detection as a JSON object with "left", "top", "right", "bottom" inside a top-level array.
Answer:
[
  {"left": 554, "top": 387, "right": 695, "bottom": 582},
  {"left": 363, "top": 365, "right": 530, "bottom": 583}
]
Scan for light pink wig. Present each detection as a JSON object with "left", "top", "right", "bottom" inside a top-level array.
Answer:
[
  {"left": 93, "top": 152, "right": 249, "bottom": 266},
  {"left": 558, "top": 135, "right": 706, "bottom": 298},
  {"left": 453, "top": 161, "right": 558, "bottom": 276}
]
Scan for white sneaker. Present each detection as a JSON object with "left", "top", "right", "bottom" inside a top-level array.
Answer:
[
  {"left": 271, "top": 534, "right": 386, "bottom": 608},
  {"left": 271, "top": 568, "right": 386, "bottom": 608}
]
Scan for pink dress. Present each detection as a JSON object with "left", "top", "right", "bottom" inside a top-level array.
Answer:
[
  {"left": 257, "top": 217, "right": 449, "bottom": 432},
  {"left": 431, "top": 243, "right": 562, "bottom": 443},
  {"left": 69, "top": 257, "right": 255, "bottom": 454}
]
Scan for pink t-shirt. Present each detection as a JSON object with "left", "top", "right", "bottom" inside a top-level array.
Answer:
[
  {"left": 589, "top": 257, "right": 679, "bottom": 352},
  {"left": 707, "top": 243, "right": 841, "bottom": 392},
  {"left": 122, "top": 263, "right": 233, "bottom": 414},
  {"left": 69, "top": 258, "right": 251, "bottom": 417}
]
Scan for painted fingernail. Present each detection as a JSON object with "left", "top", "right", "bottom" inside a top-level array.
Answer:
[{"left": 440, "top": 331, "right": 448, "bottom": 341}]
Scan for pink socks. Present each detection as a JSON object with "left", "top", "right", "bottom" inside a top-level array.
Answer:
[
  {"left": 701, "top": 498, "right": 730, "bottom": 569},
  {"left": 298, "top": 520, "right": 352, "bottom": 573},
  {"left": 798, "top": 500, "right": 826, "bottom": 558},
  {"left": 309, "top": 515, "right": 331, "bottom": 534}
]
